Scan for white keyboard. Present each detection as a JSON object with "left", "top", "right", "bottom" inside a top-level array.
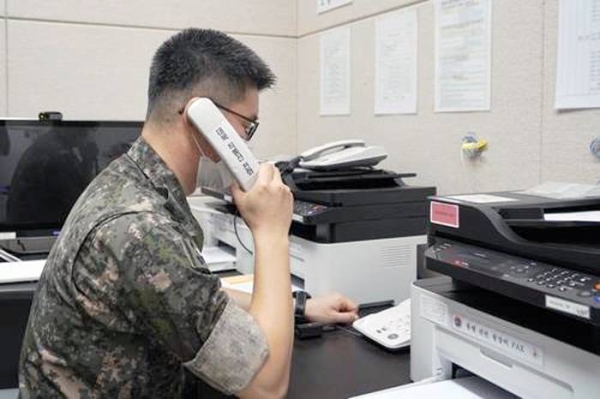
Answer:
[{"left": 352, "top": 298, "right": 411, "bottom": 350}]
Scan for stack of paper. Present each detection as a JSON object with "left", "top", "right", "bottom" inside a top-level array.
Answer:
[
  {"left": 0, "top": 260, "right": 45, "bottom": 284},
  {"left": 221, "top": 274, "right": 301, "bottom": 294},
  {"left": 201, "top": 246, "right": 236, "bottom": 272},
  {"left": 350, "top": 376, "right": 520, "bottom": 399}
]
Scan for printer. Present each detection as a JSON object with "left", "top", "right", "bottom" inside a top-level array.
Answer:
[
  {"left": 191, "top": 167, "right": 436, "bottom": 305},
  {"left": 409, "top": 190, "right": 600, "bottom": 398},
  {"left": 284, "top": 168, "right": 435, "bottom": 305}
]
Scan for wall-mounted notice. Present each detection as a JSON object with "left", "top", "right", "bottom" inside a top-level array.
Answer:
[
  {"left": 320, "top": 26, "right": 351, "bottom": 116},
  {"left": 317, "top": 0, "right": 352, "bottom": 14},
  {"left": 375, "top": 8, "right": 418, "bottom": 115},
  {"left": 434, "top": 0, "right": 492, "bottom": 113},
  {"left": 555, "top": 0, "right": 600, "bottom": 110}
]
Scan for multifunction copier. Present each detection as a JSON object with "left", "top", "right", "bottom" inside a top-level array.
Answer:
[
  {"left": 409, "top": 191, "right": 600, "bottom": 398},
  {"left": 191, "top": 168, "right": 436, "bottom": 305}
]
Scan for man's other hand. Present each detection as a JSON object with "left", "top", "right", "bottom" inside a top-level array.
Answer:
[{"left": 304, "top": 293, "right": 359, "bottom": 324}]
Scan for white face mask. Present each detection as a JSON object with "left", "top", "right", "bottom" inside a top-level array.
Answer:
[
  {"left": 191, "top": 131, "right": 234, "bottom": 192},
  {"left": 197, "top": 156, "right": 234, "bottom": 192}
]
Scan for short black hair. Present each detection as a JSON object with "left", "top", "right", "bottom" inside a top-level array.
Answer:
[{"left": 146, "top": 28, "right": 276, "bottom": 121}]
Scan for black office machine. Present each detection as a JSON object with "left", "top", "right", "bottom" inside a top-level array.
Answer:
[
  {"left": 283, "top": 168, "right": 436, "bottom": 243},
  {"left": 425, "top": 191, "right": 600, "bottom": 325}
]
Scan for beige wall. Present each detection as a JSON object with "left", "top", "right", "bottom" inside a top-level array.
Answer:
[
  {"left": 7, "top": 22, "right": 172, "bottom": 120},
  {"left": 4, "top": 0, "right": 600, "bottom": 188},
  {"left": 0, "top": 17, "right": 6, "bottom": 116},
  {"left": 1, "top": 1, "right": 5, "bottom": 115},
  {"left": 297, "top": 0, "right": 600, "bottom": 195},
  {"left": 2, "top": 0, "right": 297, "bottom": 158},
  {"left": 7, "top": 1, "right": 296, "bottom": 37},
  {"left": 542, "top": 0, "right": 600, "bottom": 183}
]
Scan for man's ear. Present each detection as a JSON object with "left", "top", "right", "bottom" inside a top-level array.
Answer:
[{"left": 181, "top": 97, "right": 200, "bottom": 126}]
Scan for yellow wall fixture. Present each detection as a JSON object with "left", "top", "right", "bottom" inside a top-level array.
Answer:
[{"left": 461, "top": 134, "right": 488, "bottom": 160}]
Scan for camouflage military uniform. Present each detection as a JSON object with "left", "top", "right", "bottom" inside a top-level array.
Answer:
[{"left": 19, "top": 138, "right": 268, "bottom": 398}]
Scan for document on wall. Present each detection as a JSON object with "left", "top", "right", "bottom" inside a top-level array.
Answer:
[
  {"left": 555, "top": 0, "right": 600, "bottom": 109},
  {"left": 317, "top": 0, "right": 352, "bottom": 14},
  {"left": 374, "top": 8, "right": 418, "bottom": 115},
  {"left": 320, "top": 26, "right": 351, "bottom": 116},
  {"left": 434, "top": 0, "right": 492, "bottom": 113}
]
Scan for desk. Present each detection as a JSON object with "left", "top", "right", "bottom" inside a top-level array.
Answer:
[
  {"left": 0, "top": 282, "right": 35, "bottom": 390},
  {"left": 1, "top": 284, "right": 411, "bottom": 398},
  {"left": 197, "top": 307, "right": 411, "bottom": 399},
  {"left": 288, "top": 323, "right": 411, "bottom": 399}
]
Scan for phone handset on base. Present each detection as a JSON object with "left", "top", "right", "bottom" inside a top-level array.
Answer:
[
  {"left": 186, "top": 98, "right": 260, "bottom": 192},
  {"left": 299, "top": 139, "right": 387, "bottom": 170},
  {"left": 300, "top": 139, "right": 366, "bottom": 161}
]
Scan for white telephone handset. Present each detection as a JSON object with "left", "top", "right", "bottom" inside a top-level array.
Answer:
[
  {"left": 300, "top": 139, "right": 366, "bottom": 161},
  {"left": 186, "top": 98, "right": 259, "bottom": 191},
  {"left": 299, "top": 139, "right": 387, "bottom": 170}
]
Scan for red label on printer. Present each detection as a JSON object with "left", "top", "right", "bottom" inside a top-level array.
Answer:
[{"left": 430, "top": 201, "right": 459, "bottom": 228}]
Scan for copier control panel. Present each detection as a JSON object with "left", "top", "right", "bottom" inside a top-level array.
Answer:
[{"left": 426, "top": 239, "right": 600, "bottom": 325}]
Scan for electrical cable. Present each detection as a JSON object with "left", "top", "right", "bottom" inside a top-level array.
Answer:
[
  {"left": 233, "top": 212, "right": 254, "bottom": 255},
  {"left": 335, "top": 325, "right": 363, "bottom": 338}
]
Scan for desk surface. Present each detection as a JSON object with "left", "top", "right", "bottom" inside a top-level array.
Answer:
[{"left": 288, "top": 326, "right": 411, "bottom": 399}]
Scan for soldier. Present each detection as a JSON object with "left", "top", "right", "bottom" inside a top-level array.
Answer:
[{"left": 18, "top": 28, "right": 359, "bottom": 398}]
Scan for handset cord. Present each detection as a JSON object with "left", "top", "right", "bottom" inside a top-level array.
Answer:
[
  {"left": 233, "top": 156, "right": 301, "bottom": 256},
  {"left": 233, "top": 208, "right": 295, "bottom": 256}
]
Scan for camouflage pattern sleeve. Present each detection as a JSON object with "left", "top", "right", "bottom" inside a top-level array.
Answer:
[{"left": 72, "top": 212, "right": 268, "bottom": 395}]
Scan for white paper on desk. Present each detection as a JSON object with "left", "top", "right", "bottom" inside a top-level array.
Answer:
[
  {"left": 221, "top": 280, "right": 255, "bottom": 294},
  {"left": 434, "top": 0, "right": 492, "bottom": 113},
  {"left": 555, "top": 0, "right": 600, "bottom": 109},
  {"left": 374, "top": 8, "right": 418, "bottom": 115},
  {"left": 349, "top": 376, "right": 519, "bottom": 399},
  {"left": 221, "top": 274, "right": 301, "bottom": 295},
  {"left": 320, "top": 26, "right": 351, "bottom": 115},
  {"left": 0, "top": 260, "right": 45, "bottom": 284}
]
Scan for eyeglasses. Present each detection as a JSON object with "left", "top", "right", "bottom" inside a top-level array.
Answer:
[{"left": 179, "top": 100, "right": 259, "bottom": 141}]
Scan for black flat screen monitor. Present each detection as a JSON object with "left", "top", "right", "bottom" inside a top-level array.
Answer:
[{"left": 0, "top": 119, "right": 143, "bottom": 238}]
